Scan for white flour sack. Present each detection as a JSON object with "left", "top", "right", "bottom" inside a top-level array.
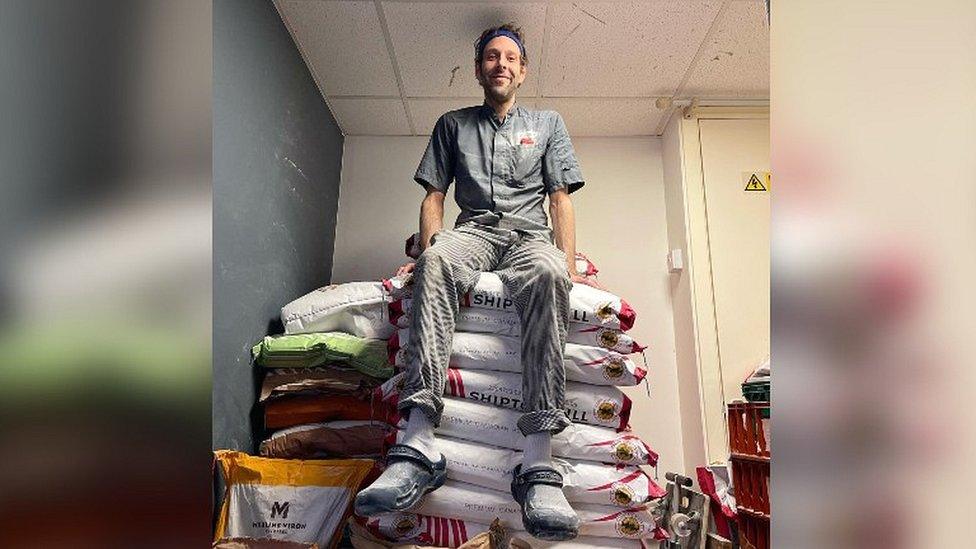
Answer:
[
  {"left": 281, "top": 281, "right": 394, "bottom": 339},
  {"left": 379, "top": 369, "right": 632, "bottom": 430},
  {"left": 411, "top": 480, "right": 667, "bottom": 541},
  {"left": 464, "top": 272, "right": 636, "bottom": 331},
  {"left": 358, "top": 512, "right": 654, "bottom": 549},
  {"left": 392, "top": 432, "right": 665, "bottom": 507},
  {"left": 396, "top": 397, "right": 657, "bottom": 466},
  {"left": 355, "top": 511, "right": 488, "bottom": 548},
  {"left": 389, "top": 329, "right": 646, "bottom": 387},
  {"left": 390, "top": 301, "right": 646, "bottom": 354}
]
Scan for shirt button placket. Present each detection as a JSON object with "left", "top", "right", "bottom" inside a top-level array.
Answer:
[{"left": 495, "top": 123, "right": 511, "bottom": 186}]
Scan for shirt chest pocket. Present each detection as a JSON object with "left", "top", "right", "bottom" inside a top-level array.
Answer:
[{"left": 509, "top": 143, "right": 544, "bottom": 187}]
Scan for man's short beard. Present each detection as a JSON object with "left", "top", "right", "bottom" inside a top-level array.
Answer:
[{"left": 479, "top": 77, "right": 519, "bottom": 104}]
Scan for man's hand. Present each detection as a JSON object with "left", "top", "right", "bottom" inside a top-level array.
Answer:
[
  {"left": 396, "top": 262, "right": 416, "bottom": 277},
  {"left": 570, "top": 272, "right": 607, "bottom": 290}
]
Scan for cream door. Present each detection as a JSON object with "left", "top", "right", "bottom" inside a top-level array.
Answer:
[{"left": 698, "top": 118, "right": 770, "bottom": 405}]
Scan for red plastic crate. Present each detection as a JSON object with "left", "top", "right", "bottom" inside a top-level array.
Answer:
[
  {"left": 728, "top": 402, "right": 770, "bottom": 548},
  {"left": 731, "top": 457, "right": 769, "bottom": 516},
  {"left": 728, "top": 402, "right": 770, "bottom": 459},
  {"left": 736, "top": 508, "right": 770, "bottom": 549}
]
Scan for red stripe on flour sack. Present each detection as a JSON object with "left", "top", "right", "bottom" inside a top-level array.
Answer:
[
  {"left": 451, "top": 517, "right": 462, "bottom": 546},
  {"left": 619, "top": 394, "right": 633, "bottom": 430},
  {"left": 442, "top": 517, "right": 450, "bottom": 546},
  {"left": 648, "top": 476, "right": 667, "bottom": 498},
  {"left": 639, "top": 439, "right": 659, "bottom": 466},
  {"left": 388, "top": 300, "right": 405, "bottom": 326},
  {"left": 459, "top": 519, "right": 468, "bottom": 541},
  {"left": 618, "top": 300, "right": 636, "bottom": 331},
  {"left": 586, "top": 469, "right": 646, "bottom": 492},
  {"left": 591, "top": 508, "right": 629, "bottom": 522},
  {"left": 446, "top": 368, "right": 457, "bottom": 396},
  {"left": 586, "top": 435, "right": 644, "bottom": 447},
  {"left": 634, "top": 366, "right": 648, "bottom": 384},
  {"left": 454, "top": 369, "right": 466, "bottom": 397},
  {"left": 387, "top": 331, "right": 400, "bottom": 365}
]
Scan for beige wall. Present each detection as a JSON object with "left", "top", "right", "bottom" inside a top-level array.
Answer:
[{"left": 333, "top": 135, "right": 687, "bottom": 477}]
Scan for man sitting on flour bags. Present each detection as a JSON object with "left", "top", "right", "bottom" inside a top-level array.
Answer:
[{"left": 355, "top": 23, "right": 599, "bottom": 541}]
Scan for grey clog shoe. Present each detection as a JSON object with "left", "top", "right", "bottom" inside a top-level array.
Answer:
[
  {"left": 510, "top": 464, "right": 581, "bottom": 541},
  {"left": 354, "top": 444, "right": 447, "bottom": 516}
]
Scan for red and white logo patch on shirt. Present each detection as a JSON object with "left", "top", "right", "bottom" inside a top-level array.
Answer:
[{"left": 516, "top": 130, "right": 537, "bottom": 147}]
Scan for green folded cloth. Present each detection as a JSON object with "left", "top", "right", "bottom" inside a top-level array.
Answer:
[{"left": 251, "top": 332, "right": 393, "bottom": 379}]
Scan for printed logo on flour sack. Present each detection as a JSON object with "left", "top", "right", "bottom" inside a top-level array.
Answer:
[
  {"left": 393, "top": 513, "right": 420, "bottom": 537},
  {"left": 603, "top": 357, "right": 626, "bottom": 380},
  {"left": 598, "top": 329, "right": 619, "bottom": 349},
  {"left": 595, "top": 399, "right": 620, "bottom": 422},
  {"left": 595, "top": 302, "right": 614, "bottom": 321},
  {"left": 613, "top": 441, "right": 636, "bottom": 462},
  {"left": 615, "top": 515, "right": 643, "bottom": 537},
  {"left": 270, "top": 501, "right": 290, "bottom": 519},
  {"left": 612, "top": 483, "right": 636, "bottom": 506}
]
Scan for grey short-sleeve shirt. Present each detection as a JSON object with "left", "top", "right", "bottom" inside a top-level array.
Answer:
[{"left": 414, "top": 103, "right": 584, "bottom": 231}]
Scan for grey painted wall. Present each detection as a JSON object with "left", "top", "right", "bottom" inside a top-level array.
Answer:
[{"left": 213, "top": 0, "right": 343, "bottom": 451}]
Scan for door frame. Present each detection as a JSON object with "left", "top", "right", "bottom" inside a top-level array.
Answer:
[{"left": 677, "top": 107, "right": 770, "bottom": 464}]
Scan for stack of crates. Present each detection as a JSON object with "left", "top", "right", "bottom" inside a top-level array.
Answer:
[{"left": 728, "top": 381, "right": 770, "bottom": 549}]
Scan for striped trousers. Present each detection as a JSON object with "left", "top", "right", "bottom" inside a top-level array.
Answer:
[{"left": 397, "top": 222, "right": 573, "bottom": 436}]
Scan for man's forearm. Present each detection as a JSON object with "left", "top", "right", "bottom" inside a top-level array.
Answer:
[
  {"left": 549, "top": 190, "right": 577, "bottom": 274},
  {"left": 419, "top": 190, "right": 445, "bottom": 251}
]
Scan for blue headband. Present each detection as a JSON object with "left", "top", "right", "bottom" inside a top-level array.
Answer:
[{"left": 477, "top": 29, "right": 525, "bottom": 59}]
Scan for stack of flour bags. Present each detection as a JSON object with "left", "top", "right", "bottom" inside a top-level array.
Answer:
[
  {"left": 358, "top": 255, "right": 669, "bottom": 548},
  {"left": 252, "top": 281, "right": 403, "bottom": 461},
  {"left": 223, "top": 282, "right": 410, "bottom": 548}
]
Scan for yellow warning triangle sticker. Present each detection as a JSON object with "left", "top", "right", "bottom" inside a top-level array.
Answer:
[{"left": 745, "top": 173, "right": 768, "bottom": 192}]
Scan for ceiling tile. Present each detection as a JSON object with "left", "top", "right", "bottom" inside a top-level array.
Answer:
[
  {"left": 277, "top": 0, "right": 399, "bottom": 96},
  {"left": 681, "top": 0, "right": 769, "bottom": 98},
  {"left": 408, "top": 99, "right": 480, "bottom": 135},
  {"left": 408, "top": 98, "right": 539, "bottom": 135},
  {"left": 538, "top": 98, "right": 664, "bottom": 136},
  {"left": 541, "top": 1, "right": 722, "bottom": 97},
  {"left": 383, "top": 2, "right": 546, "bottom": 97},
  {"left": 329, "top": 98, "right": 411, "bottom": 135}
]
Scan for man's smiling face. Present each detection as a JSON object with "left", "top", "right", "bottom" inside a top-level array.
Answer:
[{"left": 475, "top": 36, "right": 526, "bottom": 104}]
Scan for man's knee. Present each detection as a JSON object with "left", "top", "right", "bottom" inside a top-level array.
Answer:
[
  {"left": 529, "top": 255, "right": 569, "bottom": 285},
  {"left": 416, "top": 245, "right": 449, "bottom": 270}
]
